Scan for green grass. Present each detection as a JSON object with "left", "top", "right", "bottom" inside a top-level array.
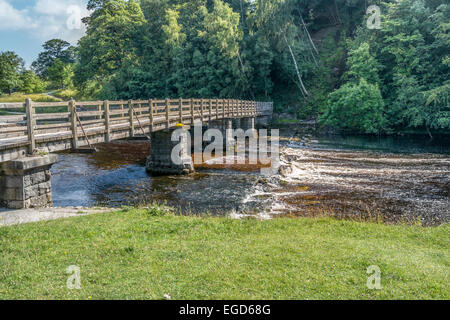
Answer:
[
  {"left": 51, "top": 89, "right": 78, "bottom": 101},
  {"left": 0, "top": 207, "right": 448, "bottom": 300},
  {"left": 0, "top": 92, "right": 61, "bottom": 103}
]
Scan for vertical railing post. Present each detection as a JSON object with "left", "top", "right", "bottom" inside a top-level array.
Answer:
[
  {"left": 165, "top": 98, "right": 170, "bottom": 129},
  {"left": 25, "top": 98, "right": 35, "bottom": 154},
  {"left": 222, "top": 99, "right": 225, "bottom": 119},
  {"left": 232, "top": 99, "right": 235, "bottom": 118},
  {"left": 200, "top": 98, "right": 204, "bottom": 121},
  {"left": 209, "top": 99, "right": 212, "bottom": 122},
  {"left": 128, "top": 99, "right": 134, "bottom": 138},
  {"left": 190, "top": 98, "right": 194, "bottom": 124},
  {"left": 104, "top": 100, "right": 111, "bottom": 143},
  {"left": 149, "top": 99, "right": 154, "bottom": 133},
  {"left": 69, "top": 99, "right": 78, "bottom": 150},
  {"left": 179, "top": 97, "right": 183, "bottom": 124},
  {"left": 216, "top": 99, "right": 219, "bottom": 119}
]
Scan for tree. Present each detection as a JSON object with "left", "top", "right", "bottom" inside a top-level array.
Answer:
[
  {"left": 0, "top": 51, "right": 24, "bottom": 95},
  {"left": 373, "top": 0, "right": 450, "bottom": 134},
  {"left": 19, "top": 70, "right": 47, "bottom": 94},
  {"left": 320, "top": 41, "right": 385, "bottom": 134},
  {"left": 345, "top": 42, "right": 380, "bottom": 84},
  {"left": 47, "top": 59, "right": 74, "bottom": 89},
  {"left": 320, "top": 78, "right": 385, "bottom": 134},
  {"left": 75, "top": 0, "right": 146, "bottom": 91},
  {"left": 32, "top": 39, "right": 76, "bottom": 77}
]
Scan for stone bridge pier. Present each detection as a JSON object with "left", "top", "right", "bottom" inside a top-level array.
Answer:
[
  {"left": 146, "top": 127, "right": 194, "bottom": 175},
  {"left": 0, "top": 154, "right": 58, "bottom": 209},
  {"left": 207, "top": 119, "right": 235, "bottom": 150},
  {"left": 241, "top": 117, "right": 257, "bottom": 138}
]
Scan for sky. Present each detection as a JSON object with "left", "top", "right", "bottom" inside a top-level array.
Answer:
[{"left": 0, "top": 0, "right": 90, "bottom": 67}]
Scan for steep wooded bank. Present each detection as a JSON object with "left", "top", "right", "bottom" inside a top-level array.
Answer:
[{"left": 1, "top": 0, "right": 448, "bottom": 135}]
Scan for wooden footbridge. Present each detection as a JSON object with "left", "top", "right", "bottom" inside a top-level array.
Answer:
[{"left": 0, "top": 98, "right": 273, "bottom": 163}]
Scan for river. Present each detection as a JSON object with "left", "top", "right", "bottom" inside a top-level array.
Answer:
[{"left": 50, "top": 129, "right": 450, "bottom": 226}]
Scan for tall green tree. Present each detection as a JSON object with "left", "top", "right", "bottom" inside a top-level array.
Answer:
[
  {"left": 320, "top": 42, "right": 385, "bottom": 134},
  {"left": 18, "top": 70, "right": 47, "bottom": 94},
  {"left": 47, "top": 59, "right": 74, "bottom": 90},
  {"left": 75, "top": 0, "right": 146, "bottom": 97},
  {"left": 32, "top": 39, "right": 76, "bottom": 78},
  {"left": 0, "top": 51, "right": 24, "bottom": 95}
]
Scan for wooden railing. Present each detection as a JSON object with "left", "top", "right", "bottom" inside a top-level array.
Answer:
[{"left": 0, "top": 99, "right": 272, "bottom": 161}]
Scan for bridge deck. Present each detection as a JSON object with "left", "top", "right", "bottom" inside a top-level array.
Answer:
[{"left": 0, "top": 99, "right": 273, "bottom": 162}]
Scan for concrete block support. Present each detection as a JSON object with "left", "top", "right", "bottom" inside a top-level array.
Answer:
[
  {"left": 0, "top": 154, "right": 58, "bottom": 209},
  {"left": 146, "top": 128, "right": 194, "bottom": 175}
]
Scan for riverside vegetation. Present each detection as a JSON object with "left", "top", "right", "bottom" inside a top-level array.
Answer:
[{"left": 0, "top": 0, "right": 448, "bottom": 136}]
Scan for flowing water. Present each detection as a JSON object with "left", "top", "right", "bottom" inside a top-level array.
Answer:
[{"left": 51, "top": 130, "right": 450, "bottom": 226}]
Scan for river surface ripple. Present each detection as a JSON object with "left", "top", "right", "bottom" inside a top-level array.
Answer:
[{"left": 51, "top": 132, "right": 450, "bottom": 226}]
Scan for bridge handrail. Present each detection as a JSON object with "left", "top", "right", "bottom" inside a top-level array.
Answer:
[{"left": 0, "top": 98, "right": 273, "bottom": 158}]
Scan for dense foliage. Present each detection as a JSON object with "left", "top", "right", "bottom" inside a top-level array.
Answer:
[{"left": 0, "top": 0, "right": 448, "bottom": 135}]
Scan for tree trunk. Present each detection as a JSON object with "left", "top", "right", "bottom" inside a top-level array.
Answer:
[
  {"left": 300, "top": 15, "right": 319, "bottom": 55},
  {"left": 426, "top": 126, "right": 433, "bottom": 140},
  {"left": 334, "top": 0, "right": 342, "bottom": 24},
  {"left": 283, "top": 32, "right": 309, "bottom": 97}
]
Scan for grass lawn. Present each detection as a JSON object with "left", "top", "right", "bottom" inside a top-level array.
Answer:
[
  {"left": 0, "top": 207, "right": 448, "bottom": 300},
  {"left": 0, "top": 92, "right": 61, "bottom": 103}
]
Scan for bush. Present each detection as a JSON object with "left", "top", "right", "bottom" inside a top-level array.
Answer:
[{"left": 320, "top": 78, "right": 386, "bottom": 134}]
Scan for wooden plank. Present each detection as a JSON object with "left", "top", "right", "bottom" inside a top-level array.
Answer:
[
  {"left": 190, "top": 98, "right": 194, "bottom": 122},
  {"left": 35, "top": 112, "right": 70, "bottom": 120},
  {"left": 76, "top": 110, "right": 103, "bottom": 117},
  {"left": 32, "top": 102, "right": 68, "bottom": 107},
  {"left": 77, "top": 119, "right": 104, "bottom": 126},
  {"left": 129, "top": 100, "right": 134, "bottom": 138},
  {"left": 75, "top": 101, "right": 103, "bottom": 106},
  {"left": 0, "top": 125, "right": 28, "bottom": 134},
  {"left": 209, "top": 99, "right": 212, "bottom": 121},
  {"left": 0, "top": 115, "right": 26, "bottom": 122},
  {"left": 201, "top": 99, "right": 204, "bottom": 120},
  {"left": 222, "top": 99, "right": 226, "bottom": 118},
  {"left": 149, "top": 99, "right": 154, "bottom": 132},
  {"left": 104, "top": 100, "right": 111, "bottom": 143},
  {"left": 0, "top": 102, "right": 25, "bottom": 109},
  {"left": 179, "top": 98, "right": 183, "bottom": 124},
  {"left": 25, "top": 99, "right": 35, "bottom": 154},
  {"left": 69, "top": 99, "right": 78, "bottom": 149},
  {"left": 165, "top": 98, "right": 170, "bottom": 129}
]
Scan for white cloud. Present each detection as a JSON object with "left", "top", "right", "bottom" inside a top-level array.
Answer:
[
  {"left": 0, "top": 0, "right": 90, "bottom": 44},
  {"left": 0, "top": 0, "right": 35, "bottom": 30}
]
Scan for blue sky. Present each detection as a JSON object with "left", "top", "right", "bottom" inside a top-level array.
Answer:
[{"left": 0, "top": 0, "right": 89, "bottom": 67}]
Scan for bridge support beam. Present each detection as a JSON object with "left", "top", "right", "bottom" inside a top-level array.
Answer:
[
  {"left": 241, "top": 117, "right": 257, "bottom": 138},
  {"left": 146, "top": 128, "right": 194, "bottom": 175},
  {"left": 0, "top": 154, "right": 58, "bottom": 209},
  {"left": 207, "top": 119, "right": 235, "bottom": 149}
]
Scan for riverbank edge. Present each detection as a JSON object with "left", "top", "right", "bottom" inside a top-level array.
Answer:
[{"left": 0, "top": 206, "right": 115, "bottom": 227}]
